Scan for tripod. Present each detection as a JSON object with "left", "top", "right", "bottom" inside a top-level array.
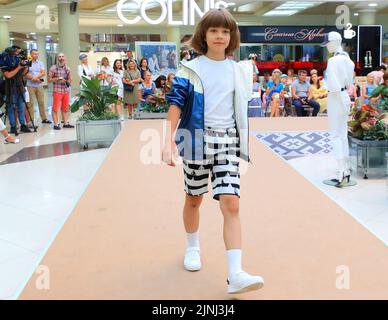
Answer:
[{"left": 3, "top": 78, "right": 37, "bottom": 136}]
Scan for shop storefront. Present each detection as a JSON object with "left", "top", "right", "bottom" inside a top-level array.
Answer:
[{"left": 238, "top": 25, "right": 358, "bottom": 74}]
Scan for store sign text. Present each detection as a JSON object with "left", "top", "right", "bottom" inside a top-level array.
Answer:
[
  {"left": 264, "top": 27, "right": 326, "bottom": 42},
  {"left": 117, "top": 0, "right": 231, "bottom": 25}
]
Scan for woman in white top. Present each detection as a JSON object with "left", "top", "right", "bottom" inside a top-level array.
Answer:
[
  {"left": 97, "top": 57, "right": 114, "bottom": 88},
  {"left": 112, "top": 59, "right": 124, "bottom": 121},
  {"left": 78, "top": 53, "right": 95, "bottom": 86}
]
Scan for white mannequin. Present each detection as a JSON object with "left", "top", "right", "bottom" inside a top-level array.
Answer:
[{"left": 321, "top": 32, "right": 355, "bottom": 187}]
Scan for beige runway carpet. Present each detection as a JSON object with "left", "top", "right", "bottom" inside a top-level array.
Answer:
[{"left": 20, "top": 118, "right": 388, "bottom": 299}]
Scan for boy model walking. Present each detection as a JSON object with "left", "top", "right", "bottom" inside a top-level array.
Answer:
[{"left": 163, "top": 8, "right": 264, "bottom": 294}]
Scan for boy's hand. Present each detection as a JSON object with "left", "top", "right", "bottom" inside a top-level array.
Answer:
[{"left": 162, "top": 141, "right": 178, "bottom": 167}]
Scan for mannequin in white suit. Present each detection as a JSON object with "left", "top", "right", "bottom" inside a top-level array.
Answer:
[{"left": 320, "top": 31, "right": 355, "bottom": 187}]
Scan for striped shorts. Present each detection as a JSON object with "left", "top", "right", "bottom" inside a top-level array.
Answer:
[{"left": 183, "top": 127, "right": 240, "bottom": 201}]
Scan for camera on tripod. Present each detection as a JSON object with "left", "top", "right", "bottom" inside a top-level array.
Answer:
[{"left": 0, "top": 46, "right": 32, "bottom": 71}]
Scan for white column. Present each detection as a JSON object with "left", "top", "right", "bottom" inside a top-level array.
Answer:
[
  {"left": 0, "top": 18, "right": 10, "bottom": 52},
  {"left": 36, "top": 34, "right": 48, "bottom": 83},
  {"left": 167, "top": 27, "right": 181, "bottom": 51},
  {"left": 58, "top": 0, "right": 80, "bottom": 93},
  {"left": 359, "top": 9, "right": 376, "bottom": 25}
]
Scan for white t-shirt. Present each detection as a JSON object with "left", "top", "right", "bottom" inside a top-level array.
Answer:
[
  {"left": 78, "top": 64, "right": 95, "bottom": 80},
  {"left": 113, "top": 70, "right": 124, "bottom": 89},
  {"left": 97, "top": 65, "right": 114, "bottom": 86},
  {"left": 113, "top": 70, "right": 124, "bottom": 98},
  {"left": 197, "top": 55, "right": 235, "bottom": 128}
]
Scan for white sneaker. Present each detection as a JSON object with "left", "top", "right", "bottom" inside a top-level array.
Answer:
[
  {"left": 184, "top": 247, "right": 201, "bottom": 272},
  {"left": 227, "top": 271, "right": 264, "bottom": 294}
]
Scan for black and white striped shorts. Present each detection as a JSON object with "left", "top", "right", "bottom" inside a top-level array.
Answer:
[{"left": 183, "top": 127, "right": 240, "bottom": 201}]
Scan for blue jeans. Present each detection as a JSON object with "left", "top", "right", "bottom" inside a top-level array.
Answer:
[
  {"left": 293, "top": 98, "right": 320, "bottom": 117},
  {"left": 7, "top": 93, "right": 26, "bottom": 127}
]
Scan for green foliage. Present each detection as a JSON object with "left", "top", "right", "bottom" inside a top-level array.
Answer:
[
  {"left": 348, "top": 104, "right": 388, "bottom": 140},
  {"left": 362, "top": 120, "right": 388, "bottom": 141},
  {"left": 140, "top": 102, "right": 169, "bottom": 113},
  {"left": 71, "top": 76, "right": 119, "bottom": 121},
  {"left": 370, "top": 84, "right": 388, "bottom": 112},
  {"left": 138, "top": 92, "right": 169, "bottom": 113}
]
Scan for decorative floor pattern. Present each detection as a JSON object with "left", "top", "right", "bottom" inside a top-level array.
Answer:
[
  {"left": 254, "top": 131, "right": 332, "bottom": 160},
  {"left": 253, "top": 130, "right": 388, "bottom": 246}
]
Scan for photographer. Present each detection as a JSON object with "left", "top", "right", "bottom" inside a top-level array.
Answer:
[
  {"left": 48, "top": 52, "right": 73, "bottom": 130},
  {"left": 1, "top": 45, "right": 31, "bottom": 134},
  {"left": 26, "top": 49, "right": 51, "bottom": 125}
]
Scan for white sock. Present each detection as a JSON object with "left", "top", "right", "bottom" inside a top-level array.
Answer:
[
  {"left": 186, "top": 231, "right": 200, "bottom": 249},
  {"left": 227, "top": 249, "right": 242, "bottom": 277}
]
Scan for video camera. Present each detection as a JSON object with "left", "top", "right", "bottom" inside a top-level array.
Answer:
[{"left": 0, "top": 46, "right": 32, "bottom": 72}]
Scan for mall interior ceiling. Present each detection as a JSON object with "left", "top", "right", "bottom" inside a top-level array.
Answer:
[{"left": 0, "top": 0, "right": 387, "bottom": 37}]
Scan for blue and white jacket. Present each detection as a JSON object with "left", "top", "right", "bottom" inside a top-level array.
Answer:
[{"left": 166, "top": 57, "right": 252, "bottom": 163}]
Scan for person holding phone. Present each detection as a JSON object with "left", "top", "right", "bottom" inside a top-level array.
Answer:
[{"left": 26, "top": 49, "right": 51, "bottom": 126}]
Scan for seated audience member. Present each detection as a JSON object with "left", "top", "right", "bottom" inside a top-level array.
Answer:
[
  {"left": 138, "top": 70, "right": 156, "bottom": 109},
  {"left": 266, "top": 69, "right": 284, "bottom": 117},
  {"left": 261, "top": 72, "right": 271, "bottom": 90},
  {"left": 281, "top": 74, "right": 293, "bottom": 115},
  {"left": 248, "top": 72, "right": 263, "bottom": 117},
  {"left": 310, "top": 73, "right": 328, "bottom": 113},
  {"left": 165, "top": 73, "right": 175, "bottom": 93},
  {"left": 369, "top": 71, "right": 388, "bottom": 111},
  {"left": 155, "top": 75, "right": 167, "bottom": 93},
  {"left": 362, "top": 73, "right": 377, "bottom": 106},
  {"left": 369, "top": 65, "right": 386, "bottom": 85},
  {"left": 286, "top": 68, "right": 296, "bottom": 85},
  {"left": 291, "top": 70, "right": 320, "bottom": 117},
  {"left": 347, "top": 71, "right": 359, "bottom": 105}
]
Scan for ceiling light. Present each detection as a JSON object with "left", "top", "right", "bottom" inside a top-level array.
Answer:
[
  {"left": 117, "top": 24, "right": 124, "bottom": 27},
  {"left": 368, "top": 3, "right": 378, "bottom": 7},
  {"left": 3, "top": 15, "right": 11, "bottom": 19},
  {"left": 354, "top": 13, "right": 359, "bottom": 16},
  {"left": 265, "top": 1, "right": 323, "bottom": 17},
  {"left": 264, "top": 10, "right": 299, "bottom": 16}
]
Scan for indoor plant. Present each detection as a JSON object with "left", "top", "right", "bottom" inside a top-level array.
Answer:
[
  {"left": 348, "top": 104, "right": 388, "bottom": 178},
  {"left": 71, "top": 76, "right": 121, "bottom": 149},
  {"left": 133, "top": 91, "right": 169, "bottom": 120}
]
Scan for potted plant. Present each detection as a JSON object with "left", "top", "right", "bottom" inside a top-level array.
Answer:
[
  {"left": 71, "top": 76, "right": 121, "bottom": 149},
  {"left": 134, "top": 91, "right": 169, "bottom": 120},
  {"left": 348, "top": 104, "right": 388, "bottom": 178}
]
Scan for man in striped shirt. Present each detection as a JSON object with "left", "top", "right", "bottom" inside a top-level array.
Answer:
[{"left": 48, "top": 53, "right": 73, "bottom": 130}]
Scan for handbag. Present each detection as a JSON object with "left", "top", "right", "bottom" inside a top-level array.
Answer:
[{"left": 124, "top": 72, "right": 134, "bottom": 92}]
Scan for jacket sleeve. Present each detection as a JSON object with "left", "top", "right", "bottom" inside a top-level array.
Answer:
[
  {"left": 237, "top": 60, "right": 253, "bottom": 101},
  {"left": 165, "top": 69, "right": 189, "bottom": 109}
]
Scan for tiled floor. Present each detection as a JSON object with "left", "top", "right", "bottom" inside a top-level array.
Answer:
[
  {"left": 288, "top": 154, "right": 388, "bottom": 245},
  {"left": 0, "top": 97, "right": 134, "bottom": 299},
  {"left": 0, "top": 148, "right": 109, "bottom": 300},
  {"left": 1, "top": 120, "right": 386, "bottom": 299},
  {"left": 0, "top": 110, "right": 79, "bottom": 163},
  {"left": 254, "top": 131, "right": 388, "bottom": 246}
]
